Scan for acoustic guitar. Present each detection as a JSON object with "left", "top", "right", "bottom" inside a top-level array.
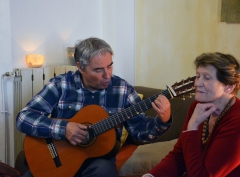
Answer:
[{"left": 24, "top": 76, "right": 196, "bottom": 177}]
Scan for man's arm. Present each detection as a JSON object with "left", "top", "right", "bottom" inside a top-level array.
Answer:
[
  {"left": 16, "top": 78, "right": 67, "bottom": 139},
  {"left": 124, "top": 89, "right": 172, "bottom": 142}
]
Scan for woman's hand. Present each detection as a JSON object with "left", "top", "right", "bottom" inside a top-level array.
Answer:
[
  {"left": 142, "top": 174, "right": 154, "bottom": 177},
  {"left": 187, "top": 103, "right": 217, "bottom": 130}
]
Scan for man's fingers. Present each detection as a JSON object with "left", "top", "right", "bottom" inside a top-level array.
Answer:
[{"left": 66, "top": 122, "right": 89, "bottom": 145}]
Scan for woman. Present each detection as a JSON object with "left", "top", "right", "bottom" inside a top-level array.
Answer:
[{"left": 143, "top": 52, "right": 240, "bottom": 177}]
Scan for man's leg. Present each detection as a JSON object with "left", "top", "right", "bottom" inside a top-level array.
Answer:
[
  {"left": 21, "top": 170, "right": 33, "bottom": 177},
  {"left": 74, "top": 158, "right": 117, "bottom": 177}
]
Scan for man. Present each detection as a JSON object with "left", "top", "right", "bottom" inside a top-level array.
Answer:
[{"left": 16, "top": 37, "right": 172, "bottom": 177}]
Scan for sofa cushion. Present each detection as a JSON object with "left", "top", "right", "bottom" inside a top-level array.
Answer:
[
  {"left": 118, "top": 139, "right": 178, "bottom": 176},
  {"left": 116, "top": 144, "right": 138, "bottom": 172},
  {"left": 120, "top": 126, "right": 129, "bottom": 147}
]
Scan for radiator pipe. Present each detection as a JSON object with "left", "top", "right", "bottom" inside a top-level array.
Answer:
[
  {"left": 1, "top": 71, "right": 17, "bottom": 164},
  {"left": 1, "top": 74, "right": 7, "bottom": 163}
]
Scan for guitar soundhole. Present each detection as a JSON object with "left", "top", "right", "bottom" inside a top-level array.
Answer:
[{"left": 78, "top": 122, "right": 96, "bottom": 148}]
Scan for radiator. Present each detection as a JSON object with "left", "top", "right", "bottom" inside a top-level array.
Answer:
[{"left": 13, "top": 65, "right": 77, "bottom": 165}]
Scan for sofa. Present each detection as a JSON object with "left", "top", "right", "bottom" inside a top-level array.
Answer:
[{"left": 15, "top": 86, "right": 195, "bottom": 177}]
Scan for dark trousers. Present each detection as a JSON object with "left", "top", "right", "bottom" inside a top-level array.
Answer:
[
  {"left": 74, "top": 158, "right": 117, "bottom": 177},
  {"left": 23, "top": 158, "right": 117, "bottom": 177}
]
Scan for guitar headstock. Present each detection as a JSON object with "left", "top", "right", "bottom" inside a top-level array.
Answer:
[{"left": 167, "top": 76, "right": 196, "bottom": 99}]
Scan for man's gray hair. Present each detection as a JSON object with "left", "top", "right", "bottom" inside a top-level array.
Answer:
[{"left": 74, "top": 37, "right": 113, "bottom": 70}]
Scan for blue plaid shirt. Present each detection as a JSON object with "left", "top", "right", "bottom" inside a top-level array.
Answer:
[{"left": 16, "top": 71, "right": 171, "bottom": 142}]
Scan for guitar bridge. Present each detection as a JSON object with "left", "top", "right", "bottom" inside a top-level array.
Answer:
[{"left": 46, "top": 138, "right": 62, "bottom": 168}]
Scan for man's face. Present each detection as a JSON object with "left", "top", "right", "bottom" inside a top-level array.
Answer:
[{"left": 78, "top": 52, "right": 113, "bottom": 91}]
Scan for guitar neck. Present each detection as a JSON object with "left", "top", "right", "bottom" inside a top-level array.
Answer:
[{"left": 90, "top": 89, "right": 173, "bottom": 137}]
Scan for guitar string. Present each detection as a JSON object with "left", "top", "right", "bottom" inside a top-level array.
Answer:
[
  {"left": 92, "top": 90, "right": 170, "bottom": 136},
  {"left": 46, "top": 81, "right": 194, "bottom": 152},
  {"left": 51, "top": 90, "right": 161, "bottom": 153},
  {"left": 54, "top": 140, "right": 86, "bottom": 153},
  {"left": 53, "top": 140, "right": 69, "bottom": 153},
  {"left": 92, "top": 90, "right": 169, "bottom": 136},
  {"left": 92, "top": 83, "right": 194, "bottom": 136},
  {"left": 92, "top": 92, "right": 160, "bottom": 136}
]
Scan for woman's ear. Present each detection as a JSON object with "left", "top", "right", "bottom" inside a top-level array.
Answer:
[{"left": 225, "top": 84, "right": 236, "bottom": 93}]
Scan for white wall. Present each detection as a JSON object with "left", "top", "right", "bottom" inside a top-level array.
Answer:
[
  {"left": 102, "top": 0, "right": 135, "bottom": 85},
  {"left": 136, "top": 0, "right": 240, "bottom": 93},
  {"left": 0, "top": 0, "right": 14, "bottom": 164},
  {"left": 10, "top": 0, "right": 102, "bottom": 68},
  {"left": 0, "top": 0, "right": 135, "bottom": 166},
  {"left": 9, "top": 0, "right": 136, "bottom": 85}
]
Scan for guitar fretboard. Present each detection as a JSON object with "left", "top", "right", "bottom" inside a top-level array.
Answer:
[{"left": 89, "top": 89, "right": 172, "bottom": 137}]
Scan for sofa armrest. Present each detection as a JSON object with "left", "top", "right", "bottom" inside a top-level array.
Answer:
[{"left": 15, "top": 150, "right": 29, "bottom": 175}]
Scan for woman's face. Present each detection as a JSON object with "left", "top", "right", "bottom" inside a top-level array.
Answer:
[{"left": 194, "top": 65, "right": 227, "bottom": 103}]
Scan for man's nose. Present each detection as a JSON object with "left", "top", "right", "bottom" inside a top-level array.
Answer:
[{"left": 103, "top": 69, "right": 111, "bottom": 79}]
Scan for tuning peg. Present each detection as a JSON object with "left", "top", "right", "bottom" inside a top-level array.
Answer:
[
  {"left": 181, "top": 95, "right": 185, "bottom": 100},
  {"left": 188, "top": 93, "right": 192, "bottom": 98}
]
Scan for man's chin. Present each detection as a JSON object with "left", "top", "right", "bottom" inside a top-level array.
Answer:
[
  {"left": 101, "top": 83, "right": 109, "bottom": 88},
  {"left": 97, "top": 85, "right": 108, "bottom": 90}
]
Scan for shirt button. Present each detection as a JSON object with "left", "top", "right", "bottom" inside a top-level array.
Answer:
[
  {"left": 69, "top": 106, "right": 71, "bottom": 108},
  {"left": 109, "top": 111, "right": 111, "bottom": 113},
  {"left": 92, "top": 96, "right": 94, "bottom": 98}
]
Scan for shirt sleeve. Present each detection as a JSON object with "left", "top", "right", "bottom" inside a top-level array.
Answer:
[
  {"left": 123, "top": 86, "right": 172, "bottom": 142},
  {"left": 148, "top": 102, "right": 195, "bottom": 176},
  {"left": 16, "top": 77, "right": 68, "bottom": 140}
]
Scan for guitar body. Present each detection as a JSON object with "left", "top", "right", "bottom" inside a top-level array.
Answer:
[{"left": 24, "top": 105, "right": 116, "bottom": 177}]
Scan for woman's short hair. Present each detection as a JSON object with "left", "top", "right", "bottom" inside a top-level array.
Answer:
[
  {"left": 74, "top": 37, "right": 113, "bottom": 70},
  {"left": 194, "top": 52, "right": 240, "bottom": 94}
]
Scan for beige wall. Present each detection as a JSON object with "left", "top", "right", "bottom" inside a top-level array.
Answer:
[{"left": 136, "top": 0, "right": 240, "bottom": 94}]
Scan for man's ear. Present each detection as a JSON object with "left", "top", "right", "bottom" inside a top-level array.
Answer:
[
  {"left": 76, "top": 62, "right": 83, "bottom": 73},
  {"left": 76, "top": 62, "right": 80, "bottom": 68}
]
